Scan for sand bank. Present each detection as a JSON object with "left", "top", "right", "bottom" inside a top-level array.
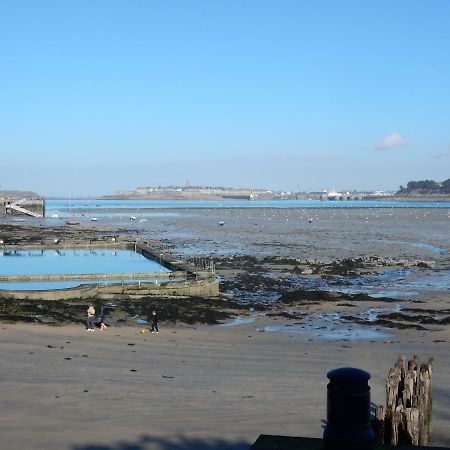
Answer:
[{"left": 1, "top": 321, "right": 449, "bottom": 450}]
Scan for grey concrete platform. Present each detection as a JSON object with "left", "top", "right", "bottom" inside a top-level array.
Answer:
[{"left": 251, "top": 435, "right": 449, "bottom": 450}]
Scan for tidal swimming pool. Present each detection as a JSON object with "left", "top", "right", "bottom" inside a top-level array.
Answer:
[{"left": 0, "top": 248, "right": 171, "bottom": 290}]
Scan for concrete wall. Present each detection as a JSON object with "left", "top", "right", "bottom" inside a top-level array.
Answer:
[
  {"left": 99, "top": 278, "right": 219, "bottom": 298},
  {"left": 5, "top": 242, "right": 133, "bottom": 251},
  {"left": 0, "top": 284, "right": 99, "bottom": 300},
  {"left": 135, "top": 243, "right": 192, "bottom": 273},
  {"left": 0, "top": 271, "right": 187, "bottom": 283},
  {"left": 135, "top": 242, "right": 213, "bottom": 280},
  {"left": 0, "top": 279, "right": 219, "bottom": 300}
]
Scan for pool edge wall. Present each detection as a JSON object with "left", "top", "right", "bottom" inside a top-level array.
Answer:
[
  {"left": 0, "top": 278, "right": 220, "bottom": 300},
  {"left": 0, "top": 240, "right": 219, "bottom": 300}
]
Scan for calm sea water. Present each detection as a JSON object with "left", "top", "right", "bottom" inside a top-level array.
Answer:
[{"left": 45, "top": 198, "right": 450, "bottom": 214}]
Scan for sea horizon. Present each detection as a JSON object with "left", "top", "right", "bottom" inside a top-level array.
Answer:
[{"left": 45, "top": 198, "right": 450, "bottom": 213}]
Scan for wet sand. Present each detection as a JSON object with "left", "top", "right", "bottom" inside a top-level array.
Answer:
[
  {"left": 4, "top": 206, "right": 449, "bottom": 262},
  {"left": 86, "top": 206, "right": 450, "bottom": 263},
  {"left": 1, "top": 321, "right": 450, "bottom": 450}
]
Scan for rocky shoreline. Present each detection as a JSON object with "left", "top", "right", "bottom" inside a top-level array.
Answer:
[
  {"left": 3, "top": 287, "right": 449, "bottom": 335},
  {"left": 1, "top": 219, "right": 449, "bottom": 336}
]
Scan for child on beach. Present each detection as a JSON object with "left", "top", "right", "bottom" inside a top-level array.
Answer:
[
  {"left": 151, "top": 310, "right": 159, "bottom": 333},
  {"left": 86, "top": 305, "right": 95, "bottom": 331}
]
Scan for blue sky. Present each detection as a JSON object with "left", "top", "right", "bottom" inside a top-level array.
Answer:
[{"left": 1, "top": 0, "right": 449, "bottom": 196}]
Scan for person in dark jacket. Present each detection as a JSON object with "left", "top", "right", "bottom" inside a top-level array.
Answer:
[
  {"left": 98, "top": 305, "right": 107, "bottom": 331},
  {"left": 150, "top": 310, "right": 159, "bottom": 333}
]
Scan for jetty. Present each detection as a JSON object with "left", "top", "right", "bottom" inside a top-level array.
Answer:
[{"left": 1, "top": 191, "right": 45, "bottom": 218}]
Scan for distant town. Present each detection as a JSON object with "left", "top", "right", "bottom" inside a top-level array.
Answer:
[
  {"left": 1, "top": 179, "right": 449, "bottom": 208},
  {"left": 103, "top": 185, "right": 396, "bottom": 201},
  {"left": 104, "top": 178, "right": 449, "bottom": 201}
]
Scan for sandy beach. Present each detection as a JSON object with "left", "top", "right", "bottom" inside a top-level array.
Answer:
[{"left": 1, "top": 319, "right": 450, "bottom": 450}]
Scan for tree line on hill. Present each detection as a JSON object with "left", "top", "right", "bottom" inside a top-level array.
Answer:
[{"left": 398, "top": 179, "right": 450, "bottom": 194}]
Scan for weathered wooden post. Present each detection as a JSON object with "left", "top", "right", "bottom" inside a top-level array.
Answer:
[
  {"left": 374, "top": 355, "right": 433, "bottom": 446},
  {"left": 324, "top": 367, "right": 374, "bottom": 450}
]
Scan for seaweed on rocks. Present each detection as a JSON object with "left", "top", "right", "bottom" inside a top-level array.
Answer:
[
  {"left": 0, "top": 295, "right": 247, "bottom": 326},
  {"left": 277, "top": 290, "right": 344, "bottom": 304},
  {"left": 338, "top": 308, "right": 450, "bottom": 331},
  {"left": 402, "top": 307, "right": 450, "bottom": 314},
  {"left": 0, "top": 297, "right": 87, "bottom": 325},
  {"left": 291, "top": 266, "right": 305, "bottom": 275},
  {"left": 212, "top": 255, "right": 261, "bottom": 270},
  {"left": 379, "top": 312, "right": 450, "bottom": 325},
  {"left": 266, "top": 311, "right": 306, "bottom": 319},
  {"left": 276, "top": 289, "right": 399, "bottom": 305},
  {"left": 220, "top": 272, "right": 292, "bottom": 300},
  {"left": 118, "top": 296, "right": 247, "bottom": 325},
  {"left": 340, "top": 315, "right": 427, "bottom": 331},
  {"left": 261, "top": 256, "right": 300, "bottom": 265}
]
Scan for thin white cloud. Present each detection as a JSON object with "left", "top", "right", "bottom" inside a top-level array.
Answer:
[
  {"left": 375, "top": 132, "right": 409, "bottom": 150},
  {"left": 431, "top": 146, "right": 450, "bottom": 159}
]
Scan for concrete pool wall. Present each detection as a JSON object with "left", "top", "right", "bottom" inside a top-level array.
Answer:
[
  {"left": 0, "top": 278, "right": 220, "bottom": 300},
  {"left": 0, "top": 240, "right": 219, "bottom": 299}
]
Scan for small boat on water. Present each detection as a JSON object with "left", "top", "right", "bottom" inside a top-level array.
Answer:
[
  {"left": 51, "top": 212, "right": 60, "bottom": 218},
  {"left": 66, "top": 220, "right": 80, "bottom": 226},
  {"left": 218, "top": 221, "right": 225, "bottom": 226},
  {"left": 327, "top": 191, "right": 342, "bottom": 201},
  {"left": 90, "top": 217, "right": 98, "bottom": 222}
]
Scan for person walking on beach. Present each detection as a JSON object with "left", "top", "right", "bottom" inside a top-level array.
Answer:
[
  {"left": 150, "top": 310, "right": 159, "bottom": 333},
  {"left": 86, "top": 305, "right": 96, "bottom": 331},
  {"left": 98, "top": 305, "right": 107, "bottom": 331}
]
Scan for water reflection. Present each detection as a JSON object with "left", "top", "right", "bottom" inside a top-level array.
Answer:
[
  {"left": 0, "top": 277, "right": 184, "bottom": 291},
  {"left": 0, "top": 248, "right": 171, "bottom": 286}
]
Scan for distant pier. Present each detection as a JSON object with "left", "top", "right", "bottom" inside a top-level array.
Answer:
[{"left": 2, "top": 196, "right": 45, "bottom": 217}]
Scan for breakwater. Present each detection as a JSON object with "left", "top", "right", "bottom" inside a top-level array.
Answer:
[
  {"left": 2, "top": 197, "right": 45, "bottom": 217},
  {"left": 135, "top": 241, "right": 213, "bottom": 280}
]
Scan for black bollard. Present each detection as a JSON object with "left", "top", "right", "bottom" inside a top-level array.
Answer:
[{"left": 323, "top": 367, "right": 374, "bottom": 450}]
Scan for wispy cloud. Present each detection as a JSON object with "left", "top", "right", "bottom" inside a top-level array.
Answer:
[
  {"left": 375, "top": 132, "right": 409, "bottom": 150},
  {"left": 431, "top": 146, "right": 450, "bottom": 159}
]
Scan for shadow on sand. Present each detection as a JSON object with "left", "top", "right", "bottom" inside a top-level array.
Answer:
[{"left": 71, "top": 434, "right": 250, "bottom": 450}]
